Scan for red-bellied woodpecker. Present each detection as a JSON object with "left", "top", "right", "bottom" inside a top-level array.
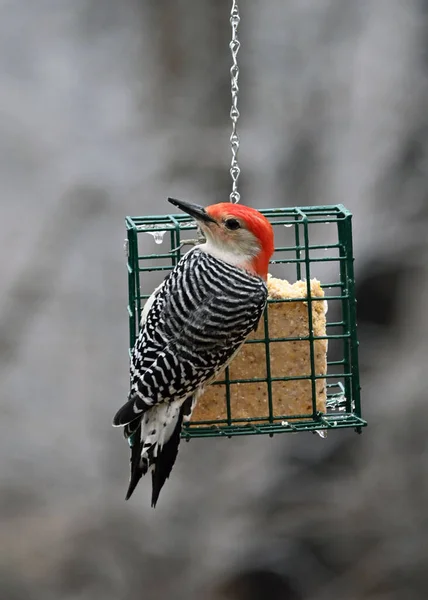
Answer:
[{"left": 113, "top": 198, "right": 275, "bottom": 507}]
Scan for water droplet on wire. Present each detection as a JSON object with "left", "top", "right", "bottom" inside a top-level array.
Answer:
[
  {"left": 138, "top": 225, "right": 167, "bottom": 244},
  {"left": 151, "top": 231, "right": 165, "bottom": 244}
]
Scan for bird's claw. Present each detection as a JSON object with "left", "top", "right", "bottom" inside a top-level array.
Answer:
[{"left": 171, "top": 236, "right": 205, "bottom": 253}]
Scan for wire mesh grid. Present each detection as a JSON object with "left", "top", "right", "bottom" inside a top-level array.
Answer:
[{"left": 125, "top": 205, "right": 365, "bottom": 439}]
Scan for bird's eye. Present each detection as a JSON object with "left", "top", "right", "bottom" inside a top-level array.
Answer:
[{"left": 225, "top": 218, "right": 241, "bottom": 230}]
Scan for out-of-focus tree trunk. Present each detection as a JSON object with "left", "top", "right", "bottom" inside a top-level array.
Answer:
[{"left": 1, "top": 1, "right": 428, "bottom": 599}]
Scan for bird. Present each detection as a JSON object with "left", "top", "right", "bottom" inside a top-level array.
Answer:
[{"left": 113, "top": 197, "right": 275, "bottom": 507}]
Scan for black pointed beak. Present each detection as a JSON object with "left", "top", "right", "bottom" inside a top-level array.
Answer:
[{"left": 168, "top": 197, "right": 217, "bottom": 224}]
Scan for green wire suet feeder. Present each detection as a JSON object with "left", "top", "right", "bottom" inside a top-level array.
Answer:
[
  {"left": 123, "top": 1, "right": 365, "bottom": 440},
  {"left": 125, "top": 205, "right": 365, "bottom": 439}
]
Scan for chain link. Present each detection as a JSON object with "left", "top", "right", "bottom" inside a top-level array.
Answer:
[{"left": 229, "top": 0, "right": 240, "bottom": 203}]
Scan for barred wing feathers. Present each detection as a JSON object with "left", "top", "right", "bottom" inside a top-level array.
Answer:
[{"left": 114, "top": 248, "right": 267, "bottom": 426}]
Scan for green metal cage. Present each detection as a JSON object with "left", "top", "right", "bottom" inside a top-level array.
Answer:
[{"left": 125, "top": 205, "right": 366, "bottom": 439}]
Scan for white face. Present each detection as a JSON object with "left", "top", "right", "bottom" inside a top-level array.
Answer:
[{"left": 198, "top": 215, "right": 261, "bottom": 266}]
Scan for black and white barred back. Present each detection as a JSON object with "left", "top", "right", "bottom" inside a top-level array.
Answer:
[
  {"left": 130, "top": 247, "right": 267, "bottom": 408},
  {"left": 114, "top": 247, "right": 267, "bottom": 506}
]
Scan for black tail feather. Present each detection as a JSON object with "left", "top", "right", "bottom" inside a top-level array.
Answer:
[
  {"left": 150, "top": 398, "right": 190, "bottom": 508},
  {"left": 125, "top": 424, "right": 146, "bottom": 501}
]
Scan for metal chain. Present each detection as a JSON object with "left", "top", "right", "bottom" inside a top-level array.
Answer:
[{"left": 229, "top": 0, "right": 240, "bottom": 203}]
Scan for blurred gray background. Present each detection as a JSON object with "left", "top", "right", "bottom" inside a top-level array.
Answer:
[{"left": 1, "top": 1, "right": 428, "bottom": 599}]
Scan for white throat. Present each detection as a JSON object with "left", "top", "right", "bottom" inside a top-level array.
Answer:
[{"left": 198, "top": 239, "right": 252, "bottom": 270}]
